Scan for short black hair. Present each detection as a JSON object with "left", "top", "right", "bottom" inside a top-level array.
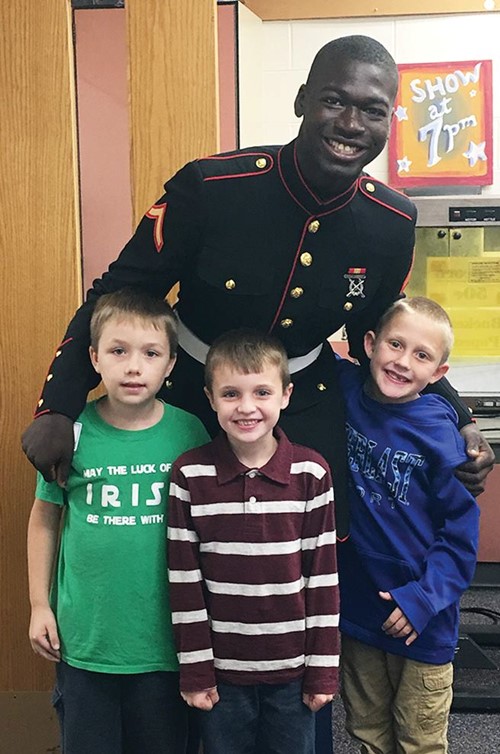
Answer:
[{"left": 307, "top": 35, "right": 398, "bottom": 91}]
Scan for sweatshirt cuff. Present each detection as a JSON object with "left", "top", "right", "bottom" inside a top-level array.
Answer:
[{"left": 390, "top": 582, "right": 435, "bottom": 635}]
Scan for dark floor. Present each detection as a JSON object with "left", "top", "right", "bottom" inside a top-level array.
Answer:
[{"left": 332, "top": 588, "right": 500, "bottom": 753}]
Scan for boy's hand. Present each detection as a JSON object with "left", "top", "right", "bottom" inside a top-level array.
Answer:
[
  {"left": 181, "top": 687, "right": 219, "bottom": 711},
  {"left": 379, "top": 591, "right": 418, "bottom": 646},
  {"left": 302, "top": 693, "right": 333, "bottom": 712},
  {"left": 456, "top": 424, "right": 494, "bottom": 496},
  {"left": 29, "top": 606, "right": 61, "bottom": 661}
]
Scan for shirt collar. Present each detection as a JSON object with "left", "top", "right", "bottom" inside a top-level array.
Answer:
[
  {"left": 211, "top": 427, "right": 293, "bottom": 486},
  {"left": 278, "top": 139, "right": 359, "bottom": 216}
]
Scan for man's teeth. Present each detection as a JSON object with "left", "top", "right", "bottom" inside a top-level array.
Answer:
[{"left": 327, "top": 139, "right": 360, "bottom": 154}]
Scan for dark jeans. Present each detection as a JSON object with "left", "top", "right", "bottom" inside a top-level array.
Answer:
[
  {"left": 197, "top": 680, "right": 315, "bottom": 754},
  {"left": 53, "top": 661, "right": 187, "bottom": 754},
  {"left": 315, "top": 700, "right": 333, "bottom": 753}
]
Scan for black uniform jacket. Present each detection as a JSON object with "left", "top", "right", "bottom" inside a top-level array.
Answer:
[{"left": 37, "top": 140, "right": 420, "bottom": 536}]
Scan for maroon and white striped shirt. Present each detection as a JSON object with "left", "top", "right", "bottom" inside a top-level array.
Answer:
[{"left": 168, "top": 428, "right": 339, "bottom": 695}]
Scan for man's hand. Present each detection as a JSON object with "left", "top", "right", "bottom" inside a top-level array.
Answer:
[
  {"left": 181, "top": 687, "right": 219, "bottom": 711},
  {"left": 22, "top": 413, "right": 74, "bottom": 487},
  {"left": 29, "top": 605, "right": 61, "bottom": 662},
  {"left": 302, "top": 692, "right": 333, "bottom": 712},
  {"left": 379, "top": 591, "right": 418, "bottom": 646},
  {"left": 456, "top": 424, "right": 494, "bottom": 496}
]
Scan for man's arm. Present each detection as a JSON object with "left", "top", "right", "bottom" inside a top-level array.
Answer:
[
  {"left": 455, "top": 423, "right": 494, "bottom": 495},
  {"left": 22, "top": 161, "right": 204, "bottom": 482},
  {"left": 27, "top": 498, "right": 63, "bottom": 662},
  {"left": 426, "top": 377, "right": 494, "bottom": 494}
]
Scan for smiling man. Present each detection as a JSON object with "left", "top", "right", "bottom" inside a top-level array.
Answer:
[
  {"left": 23, "top": 35, "right": 493, "bottom": 754},
  {"left": 294, "top": 39, "right": 399, "bottom": 197}
]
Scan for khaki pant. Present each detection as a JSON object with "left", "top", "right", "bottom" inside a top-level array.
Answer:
[{"left": 341, "top": 635, "right": 453, "bottom": 754}]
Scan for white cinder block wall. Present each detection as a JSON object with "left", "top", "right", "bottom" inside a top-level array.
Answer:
[{"left": 238, "top": 10, "right": 500, "bottom": 195}]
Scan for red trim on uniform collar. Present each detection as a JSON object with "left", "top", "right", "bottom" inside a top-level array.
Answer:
[
  {"left": 293, "top": 143, "right": 357, "bottom": 207},
  {"left": 358, "top": 176, "right": 414, "bottom": 222},
  {"left": 277, "top": 141, "right": 358, "bottom": 216},
  {"left": 202, "top": 152, "right": 274, "bottom": 181}
]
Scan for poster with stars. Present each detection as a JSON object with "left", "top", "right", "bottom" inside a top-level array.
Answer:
[{"left": 388, "top": 60, "right": 492, "bottom": 187}]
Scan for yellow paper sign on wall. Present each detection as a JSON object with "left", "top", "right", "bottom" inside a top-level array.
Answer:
[
  {"left": 426, "top": 257, "right": 500, "bottom": 356},
  {"left": 389, "top": 61, "right": 493, "bottom": 188}
]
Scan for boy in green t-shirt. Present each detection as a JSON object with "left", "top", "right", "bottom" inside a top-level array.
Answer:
[{"left": 27, "top": 290, "right": 209, "bottom": 754}]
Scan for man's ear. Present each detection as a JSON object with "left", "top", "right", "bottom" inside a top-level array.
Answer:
[
  {"left": 428, "top": 362, "right": 449, "bottom": 384},
  {"left": 204, "top": 386, "right": 216, "bottom": 412},
  {"left": 294, "top": 84, "right": 306, "bottom": 118},
  {"left": 363, "top": 331, "right": 376, "bottom": 360},
  {"left": 387, "top": 108, "right": 395, "bottom": 139},
  {"left": 89, "top": 345, "right": 100, "bottom": 374}
]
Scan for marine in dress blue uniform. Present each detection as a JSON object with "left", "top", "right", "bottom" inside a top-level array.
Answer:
[{"left": 34, "top": 139, "right": 417, "bottom": 538}]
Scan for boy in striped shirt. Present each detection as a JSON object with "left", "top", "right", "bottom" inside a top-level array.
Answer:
[{"left": 168, "top": 329, "right": 339, "bottom": 754}]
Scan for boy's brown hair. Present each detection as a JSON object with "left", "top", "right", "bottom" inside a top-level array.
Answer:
[
  {"left": 90, "top": 289, "right": 178, "bottom": 354},
  {"left": 375, "top": 296, "right": 454, "bottom": 363},
  {"left": 205, "top": 329, "right": 291, "bottom": 392}
]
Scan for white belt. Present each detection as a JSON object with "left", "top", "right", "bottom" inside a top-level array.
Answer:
[{"left": 177, "top": 317, "right": 323, "bottom": 374}]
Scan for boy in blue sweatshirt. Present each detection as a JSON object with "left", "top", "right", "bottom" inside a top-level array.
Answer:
[{"left": 336, "top": 296, "right": 479, "bottom": 754}]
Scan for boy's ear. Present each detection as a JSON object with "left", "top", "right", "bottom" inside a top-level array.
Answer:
[
  {"left": 204, "top": 386, "right": 216, "bottom": 412},
  {"left": 363, "top": 331, "right": 376, "bottom": 359},
  {"left": 89, "top": 345, "right": 100, "bottom": 374},
  {"left": 165, "top": 354, "right": 177, "bottom": 378},
  {"left": 428, "top": 362, "right": 449, "bottom": 384},
  {"left": 281, "top": 382, "right": 294, "bottom": 410}
]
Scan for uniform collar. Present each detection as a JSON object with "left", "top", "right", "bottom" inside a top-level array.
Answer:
[
  {"left": 278, "top": 139, "right": 359, "bottom": 216},
  {"left": 211, "top": 426, "right": 292, "bottom": 486}
]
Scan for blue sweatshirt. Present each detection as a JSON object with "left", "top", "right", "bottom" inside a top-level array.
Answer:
[{"left": 336, "top": 359, "right": 479, "bottom": 664}]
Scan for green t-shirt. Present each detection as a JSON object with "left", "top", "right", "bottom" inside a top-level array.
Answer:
[{"left": 35, "top": 399, "right": 209, "bottom": 674}]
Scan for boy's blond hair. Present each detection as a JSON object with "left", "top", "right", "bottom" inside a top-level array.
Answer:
[
  {"left": 90, "top": 289, "right": 178, "bottom": 354},
  {"left": 205, "top": 329, "right": 291, "bottom": 392},
  {"left": 374, "top": 296, "right": 454, "bottom": 363}
]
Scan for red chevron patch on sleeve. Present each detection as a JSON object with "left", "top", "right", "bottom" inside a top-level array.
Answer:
[{"left": 145, "top": 202, "right": 167, "bottom": 252}]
